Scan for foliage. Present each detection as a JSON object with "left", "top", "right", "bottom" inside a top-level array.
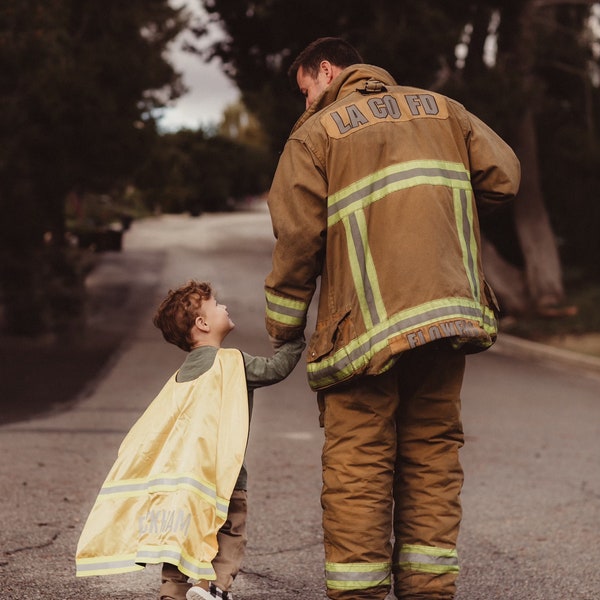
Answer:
[
  {"left": 197, "top": 0, "right": 600, "bottom": 285},
  {"left": 449, "top": 1, "right": 600, "bottom": 282},
  {"left": 502, "top": 276, "right": 600, "bottom": 342},
  {"left": 200, "top": 0, "right": 477, "bottom": 152},
  {"left": 0, "top": 0, "right": 187, "bottom": 334},
  {"left": 135, "top": 124, "right": 272, "bottom": 214}
]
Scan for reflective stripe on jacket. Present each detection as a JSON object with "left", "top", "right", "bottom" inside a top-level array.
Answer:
[{"left": 266, "top": 64, "right": 520, "bottom": 391}]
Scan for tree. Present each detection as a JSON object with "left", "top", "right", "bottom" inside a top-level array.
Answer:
[
  {"left": 0, "top": 0, "right": 187, "bottom": 334},
  {"left": 195, "top": 0, "right": 600, "bottom": 315},
  {"left": 444, "top": 0, "right": 599, "bottom": 314},
  {"left": 200, "top": 0, "right": 475, "bottom": 153},
  {"left": 135, "top": 120, "right": 272, "bottom": 215}
]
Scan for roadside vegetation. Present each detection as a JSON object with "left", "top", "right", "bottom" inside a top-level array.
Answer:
[
  {"left": 501, "top": 277, "right": 600, "bottom": 357},
  {"left": 1, "top": 1, "right": 599, "bottom": 348}
]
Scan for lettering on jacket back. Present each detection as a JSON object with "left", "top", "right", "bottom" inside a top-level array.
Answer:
[{"left": 324, "top": 92, "right": 449, "bottom": 138}]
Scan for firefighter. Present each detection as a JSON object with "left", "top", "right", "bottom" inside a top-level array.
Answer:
[{"left": 265, "top": 37, "right": 520, "bottom": 599}]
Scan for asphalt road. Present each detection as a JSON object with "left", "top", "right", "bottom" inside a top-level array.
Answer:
[{"left": 1, "top": 203, "right": 599, "bottom": 600}]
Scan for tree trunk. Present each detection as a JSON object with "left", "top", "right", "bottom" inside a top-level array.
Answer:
[
  {"left": 481, "top": 235, "right": 530, "bottom": 315},
  {"left": 511, "top": 0, "right": 568, "bottom": 314},
  {"left": 513, "top": 107, "right": 566, "bottom": 312}
]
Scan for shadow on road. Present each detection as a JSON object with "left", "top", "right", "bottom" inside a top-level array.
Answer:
[{"left": 0, "top": 248, "right": 166, "bottom": 426}]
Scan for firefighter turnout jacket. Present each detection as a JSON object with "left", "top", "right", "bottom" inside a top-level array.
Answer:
[{"left": 265, "top": 64, "right": 521, "bottom": 391}]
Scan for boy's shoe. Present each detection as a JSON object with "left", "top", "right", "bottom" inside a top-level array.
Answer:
[{"left": 186, "top": 583, "right": 232, "bottom": 600}]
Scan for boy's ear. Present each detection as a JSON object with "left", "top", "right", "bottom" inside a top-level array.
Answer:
[{"left": 195, "top": 315, "right": 209, "bottom": 333}]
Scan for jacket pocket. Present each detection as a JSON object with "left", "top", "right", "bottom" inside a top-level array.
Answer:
[
  {"left": 307, "top": 307, "right": 354, "bottom": 365},
  {"left": 483, "top": 280, "right": 500, "bottom": 315}
]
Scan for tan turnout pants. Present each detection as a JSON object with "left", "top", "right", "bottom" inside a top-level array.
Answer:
[
  {"left": 319, "top": 343, "right": 466, "bottom": 600},
  {"left": 160, "top": 489, "right": 248, "bottom": 600}
]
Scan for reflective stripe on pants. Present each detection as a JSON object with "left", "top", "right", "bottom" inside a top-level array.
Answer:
[
  {"left": 397, "top": 543, "right": 460, "bottom": 574},
  {"left": 326, "top": 560, "right": 391, "bottom": 590},
  {"left": 320, "top": 342, "right": 465, "bottom": 599}
]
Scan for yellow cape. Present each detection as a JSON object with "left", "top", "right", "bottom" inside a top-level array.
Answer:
[{"left": 75, "top": 348, "right": 248, "bottom": 580}]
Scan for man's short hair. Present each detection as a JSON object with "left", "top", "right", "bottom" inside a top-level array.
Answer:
[
  {"left": 153, "top": 280, "right": 212, "bottom": 351},
  {"left": 288, "top": 37, "right": 363, "bottom": 85}
]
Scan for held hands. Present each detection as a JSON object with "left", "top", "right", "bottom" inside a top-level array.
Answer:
[
  {"left": 269, "top": 334, "right": 305, "bottom": 351},
  {"left": 269, "top": 335, "right": 287, "bottom": 350}
]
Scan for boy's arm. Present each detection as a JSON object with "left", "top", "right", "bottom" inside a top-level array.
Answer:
[{"left": 242, "top": 337, "right": 306, "bottom": 390}]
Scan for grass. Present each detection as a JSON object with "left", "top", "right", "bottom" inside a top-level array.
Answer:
[{"left": 500, "top": 281, "right": 600, "bottom": 358}]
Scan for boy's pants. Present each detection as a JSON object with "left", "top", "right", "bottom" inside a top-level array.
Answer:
[
  {"left": 160, "top": 489, "right": 248, "bottom": 600},
  {"left": 319, "top": 343, "right": 466, "bottom": 600}
]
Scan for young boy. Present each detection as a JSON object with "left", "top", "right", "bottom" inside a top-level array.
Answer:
[{"left": 75, "top": 280, "right": 305, "bottom": 600}]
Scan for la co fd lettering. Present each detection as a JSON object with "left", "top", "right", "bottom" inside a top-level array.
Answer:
[{"left": 330, "top": 93, "right": 440, "bottom": 135}]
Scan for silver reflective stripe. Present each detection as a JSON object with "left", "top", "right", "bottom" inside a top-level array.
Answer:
[
  {"left": 99, "top": 474, "right": 219, "bottom": 504},
  {"left": 455, "top": 187, "right": 480, "bottom": 302},
  {"left": 397, "top": 544, "right": 459, "bottom": 574},
  {"left": 326, "top": 561, "right": 391, "bottom": 590},
  {"left": 345, "top": 211, "right": 386, "bottom": 328},
  {"left": 76, "top": 558, "right": 137, "bottom": 573},
  {"left": 76, "top": 550, "right": 215, "bottom": 579},
  {"left": 98, "top": 474, "right": 229, "bottom": 517},
  {"left": 307, "top": 298, "right": 495, "bottom": 388},
  {"left": 265, "top": 290, "right": 307, "bottom": 326},
  {"left": 99, "top": 475, "right": 215, "bottom": 499},
  {"left": 328, "top": 161, "right": 471, "bottom": 226},
  {"left": 135, "top": 548, "right": 214, "bottom": 578}
]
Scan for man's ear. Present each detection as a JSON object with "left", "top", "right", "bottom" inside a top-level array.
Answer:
[
  {"left": 195, "top": 315, "right": 209, "bottom": 333},
  {"left": 320, "top": 60, "right": 334, "bottom": 83},
  {"left": 320, "top": 60, "right": 342, "bottom": 84}
]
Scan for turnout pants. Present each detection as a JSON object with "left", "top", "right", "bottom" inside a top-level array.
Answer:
[
  {"left": 319, "top": 343, "right": 466, "bottom": 600},
  {"left": 160, "top": 489, "right": 248, "bottom": 600}
]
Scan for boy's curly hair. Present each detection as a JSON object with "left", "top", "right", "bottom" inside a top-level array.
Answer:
[{"left": 153, "top": 280, "right": 212, "bottom": 351}]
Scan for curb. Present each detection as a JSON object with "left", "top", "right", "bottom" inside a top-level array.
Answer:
[{"left": 490, "top": 333, "right": 600, "bottom": 376}]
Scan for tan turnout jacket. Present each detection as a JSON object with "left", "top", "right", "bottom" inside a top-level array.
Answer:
[{"left": 265, "top": 64, "right": 521, "bottom": 391}]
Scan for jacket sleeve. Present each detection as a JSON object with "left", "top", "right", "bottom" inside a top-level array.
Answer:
[
  {"left": 265, "top": 137, "right": 328, "bottom": 341},
  {"left": 463, "top": 110, "right": 521, "bottom": 214},
  {"left": 242, "top": 338, "right": 306, "bottom": 390}
]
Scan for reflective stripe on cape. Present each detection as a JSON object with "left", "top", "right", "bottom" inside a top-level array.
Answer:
[{"left": 75, "top": 348, "right": 248, "bottom": 580}]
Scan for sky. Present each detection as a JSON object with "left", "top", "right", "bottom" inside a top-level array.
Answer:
[
  {"left": 159, "top": 45, "right": 239, "bottom": 131},
  {"left": 159, "top": 2, "right": 600, "bottom": 131},
  {"left": 158, "top": 2, "right": 240, "bottom": 131}
]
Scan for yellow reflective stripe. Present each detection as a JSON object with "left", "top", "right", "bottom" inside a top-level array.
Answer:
[
  {"left": 326, "top": 159, "right": 482, "bottom": 342},
  {"left": 343, "top": 210, "right": 387, "bottom": 329},
  {"left": 326, "top": 561, "right": 391, "bottom": 590},
  {"left": 76, "top": 553, "right": 144, "bottom": 576},
  {"left": 136, "top": 544, "right": 215, "bottom": 579},
  {"left": 99, "top": 473, "right": 217, "bottom": 498},
  {"left": 453, "top": 187, "right": 480, "bottom": 302},
  {"left": 76, "top": 546, "right": 215, "bottom": 579},
  {"left": 265, "top": 289, "right": 307, "bottom": 327},
  {"left": 307, "top": 298, "right": 497, "bottom": 389},
  {"left": 328, "top": 159, "right": 471, "bottom": 227},
  {"left": 397, "top": 544, "right": 459, "bottom": 575},
  {"left": 96, "top": 473, "right": 229, "bottom": 518}
]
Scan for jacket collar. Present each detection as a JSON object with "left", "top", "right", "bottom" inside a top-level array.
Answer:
[{"left": 291, "top": 64, "right": 398, "bottom": 133}]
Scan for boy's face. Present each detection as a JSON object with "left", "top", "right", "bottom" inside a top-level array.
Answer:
[{"left": 200, "top": 295, "right": 235, "bottom": 337}]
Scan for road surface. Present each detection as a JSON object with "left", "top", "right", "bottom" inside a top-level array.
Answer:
[{"left": 1, "top": 203, "right": 599, "bottom": 599}]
